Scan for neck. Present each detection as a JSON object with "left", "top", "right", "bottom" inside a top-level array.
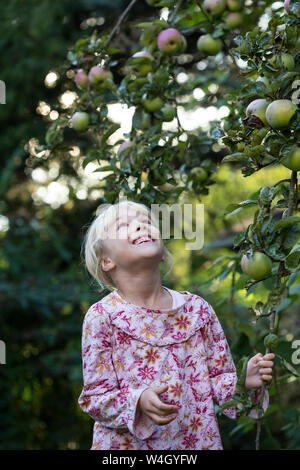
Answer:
[{"left": 115, "top": 269, "right": 170, "bottom": 309}]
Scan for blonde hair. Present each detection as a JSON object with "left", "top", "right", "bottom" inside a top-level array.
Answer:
[{"left": 81, "top": 200, "right": 174, "bottom": 293}]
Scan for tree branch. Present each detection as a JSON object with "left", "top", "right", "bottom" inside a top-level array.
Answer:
[{"left": 105, "top": 0, "right": 139, "bottom": 49}]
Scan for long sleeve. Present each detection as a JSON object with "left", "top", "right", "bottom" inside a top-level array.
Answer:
[
  {"left": 202, "top": 303, "right": 238, "bottom": 419},
  {"left": 202, "top": 301, "right": 269, "bottom": 420},
  {"left": 78, "top": 306, "right": 156, "bottom": 440}
]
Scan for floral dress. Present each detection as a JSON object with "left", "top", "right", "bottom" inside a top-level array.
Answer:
[{"left": 78, "top": 290, "right": 247, "bottom": 450}]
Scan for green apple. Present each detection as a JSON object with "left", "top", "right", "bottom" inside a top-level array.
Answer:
[
  {"left": 203, "top": 0, "right": 226, "bottom": 16},
  {"left": 131, "top": 51, "right": 154, "bottom": 76},
  {"left": 142, "top": 96, "right": 164, "bottom": 112},
  {"left": 266, "top": 99, "right": 297, "bottom": 129},
  {"left": 246, "top": 99, "right": 270, "bottom": 126},
  {"left": 226, "top": 0, "right": 243, "bottom": 11},
  {"left": 190, "top": 167, "right": 208, "bottom": 183},
  {"left": 161, "top": 105, "right": 176, "bottom": 122},
  {"left": 264, "top": 333, "right": 280, "bottom": 350},
  {"left": 241, "top": 252, "right": 272, "bottom": 280},
  {"left": 197, "top": 34, "right": 222, "bottom": 56},
  {"left": 71, "top": 112, "right": 89, "bottom": 132},
  {"left": 281, "top": 145, "right": 300, "bottom": 171}
]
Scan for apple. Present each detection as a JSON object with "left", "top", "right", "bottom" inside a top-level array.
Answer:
[
  {"left": 268, "top": 53, "right": 295, "bottom": 71},
  {"left": 157, "top": 28, "right": 182, "bottom": 54},
  {"left": 203, "top": 0, "right": 227, "bottom": 16},
  {"left": 281, "top": 145, "right": 300, "bottom": 171},
  {"left": 161, "top": 104, "right": 176, "bottom": 122},
  {"left": 226, "top": 0, "right": 243, "bottom": 11},
  {"left": 197, "top": 34, "right": 222, "bottom": 56},
  {"left": 241, "top": 252, "right": 272, "bottom": 280},
  {"left": 284, "top": 0, "right": 290, "bottom": 13},
  {"left": 226, "top": 12, "right": 243, "bottom": 28},
  {"left": 142, "top": 96, "right": 164, "bottom": 112},
  {"left": 88, "top": 66, "right": 113, "bottom": 89},
  {"left": 190, "top": 167, "right": 208, "bottom": 183},
  {"left": 246, "top": 99, "right": 270, "bottom": 126},
  {"left": 131, "top": 51, "right": 154, "bottom": 76},
  {"left": 75, "top": 69, "right": 89, "bottom": 90},
  {"left": 71, "top": 112, "right": 89, "bottom": 132},
  {"left": 178, "top": 35, "right": 187, "bottom": 53},
  {"left": 266, "top": 99, "right": 297, "bottom": 129},
  {"left": 264, "top": 333, "right": 280, "bottom": 350}
]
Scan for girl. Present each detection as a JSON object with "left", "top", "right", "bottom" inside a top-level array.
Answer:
[{"left": 78, "top": 199, "right": 274, "bottom": 450}]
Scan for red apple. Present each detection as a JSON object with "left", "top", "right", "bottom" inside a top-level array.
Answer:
[
  {"left": 246, "top": 99, "right": 269, "bottom": 126},
  {"left": 226, "top": 12, "right": 243, "bottom": 28},
  {"left": 75, "top": 69, "right": 89, "bottom": 90},
  {"left": 157, "top": 28, "right": 182, "bottom": 54},
  {"left": 266, "top": 99, "right": 297, "bottom": 129},
  {"left": 88, "top": 66, "right": 113, "bottom": 89}
]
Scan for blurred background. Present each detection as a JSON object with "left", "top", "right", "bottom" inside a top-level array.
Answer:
[{"left": 0, "top": 0, "right": 299, "bottom": 450}]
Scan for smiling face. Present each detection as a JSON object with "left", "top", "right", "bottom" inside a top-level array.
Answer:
[{"left": 100, "top": 205, "right": 165, "bottom": 280}]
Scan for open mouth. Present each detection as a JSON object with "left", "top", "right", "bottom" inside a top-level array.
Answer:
[{"left": 132, "top": 236, "right": 156, "bottom": 245}]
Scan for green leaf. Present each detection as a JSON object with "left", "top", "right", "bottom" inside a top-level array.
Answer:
[
  {"left": 222, "top": 153, "right": 248, "bottom": 163},
  {"left": 277, "top": 354, "right": 299, "bottom": 377},
  {"left": 100, "top": 123, "right": 120, "bottom": 146},
  {"left": 286, "top": 251, "right": 300, "bottom": 270},
  {"left": 274, "top": 216, "right": 300, "bottom": 232}
]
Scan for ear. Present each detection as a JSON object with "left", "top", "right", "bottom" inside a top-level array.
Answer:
[{"left": 101, "top": 255, "right": 115, "bottom": 272}]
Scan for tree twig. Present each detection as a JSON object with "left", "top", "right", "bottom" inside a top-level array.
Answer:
[
  {"left": 105, "top": 0, "right": 139, "bottom": 48},
  {"left": 169, "top": 0, "right": 184, "bottom": 24}
]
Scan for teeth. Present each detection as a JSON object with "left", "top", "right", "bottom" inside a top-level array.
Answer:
[{"left": 134, "top": 237, "right": 153, "bottom": 245}]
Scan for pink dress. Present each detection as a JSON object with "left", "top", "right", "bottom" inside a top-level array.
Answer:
[{"left": 78, "top": 289, "right": 259, "bottom": 450}]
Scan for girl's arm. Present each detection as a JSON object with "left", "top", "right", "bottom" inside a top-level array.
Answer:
[{"left": 78, "top": 305, "right": 156, "bottom": 440}]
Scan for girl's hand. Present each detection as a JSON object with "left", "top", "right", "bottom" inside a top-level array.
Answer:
[
  {"left": 245, "top": 352, "right": 275, "bottom": 390},
  {"left": 137, "top": 385, "right": 179, "bottom": 426}
]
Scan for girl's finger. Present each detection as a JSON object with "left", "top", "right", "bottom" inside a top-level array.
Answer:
[
  {"left": 261, "top": 374, "right": 272, "bottom": 382},
  {"left": 259, "top": 367, "right": 273, "bottom": 374},
  {"left": 151, "top": 402, "right": 179, "bottom": 416},
  {"left": 148, "top": 412, "right": 177, "bottom": 425},
  {"left": 263, "top": 353, "right": 275, "bottom": 360},
  {"left": 258, "top": 360, "right": 274, "bottom": 368}
]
